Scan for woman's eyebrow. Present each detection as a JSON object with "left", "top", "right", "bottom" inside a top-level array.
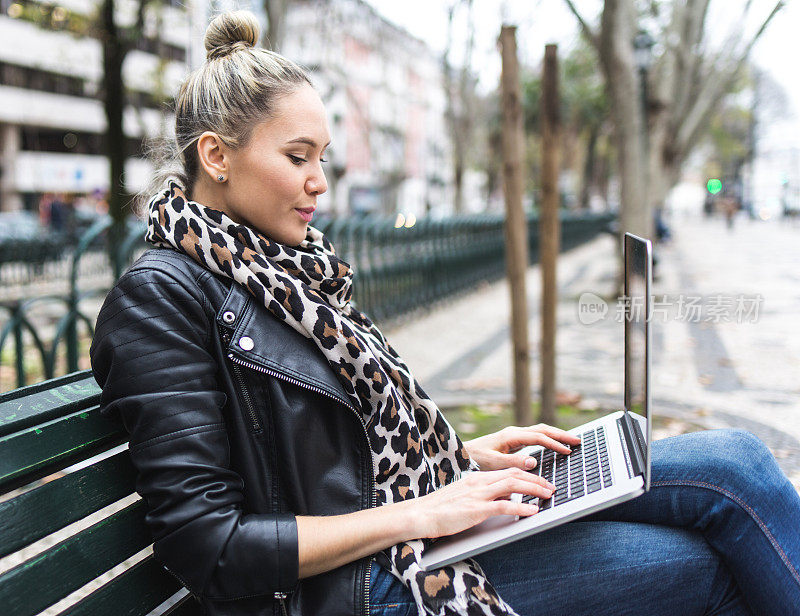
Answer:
[{"left": 286, "top": 137, "right": 331, "bottom": 148}]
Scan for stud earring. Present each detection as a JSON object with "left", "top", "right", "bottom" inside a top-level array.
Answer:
[{"left": 217, "top": 174, "right": 225, "bottom": 182}]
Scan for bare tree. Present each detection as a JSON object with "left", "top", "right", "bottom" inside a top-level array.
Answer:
[
  {"left": 443, "top": 0, "right": 478, "bottom": 214},
  {"left": 264, "top": 0, "right": 291, "bottom": 51},
  {"left": 522, "top": 41, "right": 611, "bottom": 211},
  {"left": 97, "top": 0, "right": 149, "bottom": 274},
  {"left": 564, "top": 0, "right": 783, "bottom": 240}
]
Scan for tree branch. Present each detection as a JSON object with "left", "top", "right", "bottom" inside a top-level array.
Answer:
[
  {"left": 135, "top": 0, "right": 146, "bottom": 33},
  {"left": 739, "top": 0, "right": 783, "bottom": 59},
  {"left": 563, "top": 0, "right": 600, "bottom": 51},
  {"left": 672, "top": 0, "right": 711, "bottom": 120},
  {"left": 673, "top": 0, "right": 784, "bottom": 159},
  {"left": 651, "top": 2, "right": 685, "bottom": 106},
  {"left": 116, "top": 0, "right": 147, "bottom": 51}
]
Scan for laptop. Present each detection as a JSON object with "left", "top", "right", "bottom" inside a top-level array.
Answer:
[{"left": 420, "top": 232, "right": 652, "bottom": 570}]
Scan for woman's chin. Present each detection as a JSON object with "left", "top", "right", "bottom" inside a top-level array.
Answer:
[{"left": 282, "top": 228, "right": 309, "bottom": 247}]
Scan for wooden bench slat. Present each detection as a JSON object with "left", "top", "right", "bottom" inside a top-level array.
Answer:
[
  {"left": 163, "top": 594, "right": 202, "bottom": 616},
  {"left": 0, "top": 405, "right": 127, "bottom": 494},
  {"left": 0, "top": 370, "right": 212, "bottom": 615},
  {"left": 0, "top": 449, "right": 137, "bottom": 559},
  {"left": 0, "top": 371, "right": 100, "bottom": 438},
  {"left": 62, "top": 556, "right": 184, "bottom": 616},
  {"left": 0, "top": 501, "right": 151, "bottom": 616}
]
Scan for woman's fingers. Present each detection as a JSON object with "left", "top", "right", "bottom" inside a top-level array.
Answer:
[
  {"left": 480, "top": 467, "right": 555, "bottom": 492},
  {"left": 508, "top": 429, "right": 573, "bottom": 454},
  {"left": 489, "top": 499, "right": 539, "bottom": 518},
  {"left": 504, "top": 424, "right": 581, "bottom": 454},
  {"left": 531, "top": 423, "right": 582, "bottom": 445},
  {"left": 484, "top": 476, "right": 555, "bottom": 501},
  {"left": 418, "top": 469, "right": 550, "bottom": 536},
  {"left": 479, "top": 450, "right": 538, "bottom": 471},
  {"left": 479, "top": 467, "right": 532, "bottom": 483}
]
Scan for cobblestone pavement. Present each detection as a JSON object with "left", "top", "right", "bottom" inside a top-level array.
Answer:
[
  {"left": 382, "top": 213, "right": 800, "bottom": 489},
  {"left": 2, "top": 218, "right": 797, "bottom": 613}
]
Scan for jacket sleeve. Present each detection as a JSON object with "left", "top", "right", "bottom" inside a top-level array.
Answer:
[{"left": 89, "top": 263, "right": 299, "bottom": 600}]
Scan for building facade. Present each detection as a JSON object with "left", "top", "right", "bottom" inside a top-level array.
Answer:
[
  {"left": 0, "top": 0, "right": 457, "bottom": 219},
  {"left": 0, "top": 0, "right": 190, "bottom": 212},
  {"left": 280, "top": 0, "right": 454, "bottom": 217}
]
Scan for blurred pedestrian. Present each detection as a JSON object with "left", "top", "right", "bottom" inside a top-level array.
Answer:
[
  {"left": 38, "top": 193, "right": 53, "bottom": 227},
  {"left": 720, "top": 196, "right": 739, "bottom": 230},
  {"left": 703, "top": 193, "right": 715, "bottom": 218},
  {"left": 654, "top": 209, "right": 671, "bottom": 243},
  {"left": 49, "top": 193, "right": 67, "bottom": 233}
]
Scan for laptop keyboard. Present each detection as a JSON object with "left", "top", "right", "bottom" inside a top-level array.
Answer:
[{"left": 520, "top": 427, "right": 613, "bottom": 510}]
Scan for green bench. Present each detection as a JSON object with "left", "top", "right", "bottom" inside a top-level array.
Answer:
[{"left": 0, "top": 370, "right": 199, "bottom": 616}]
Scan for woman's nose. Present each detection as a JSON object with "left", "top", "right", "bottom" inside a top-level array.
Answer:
[{"left": 306, "top": 167, "right": 328, "bottom": 196}]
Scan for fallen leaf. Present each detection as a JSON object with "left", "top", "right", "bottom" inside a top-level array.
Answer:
[{"left": 555, "top": 391, "right": 582, "bottom": 406}]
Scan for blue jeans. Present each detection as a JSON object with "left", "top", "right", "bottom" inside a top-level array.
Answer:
[{"left": 369, "top": 429, "right": 800, "bottom": 616}]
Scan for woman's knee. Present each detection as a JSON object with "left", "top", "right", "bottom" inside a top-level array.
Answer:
[
  {"left": 703, "top": 428, "right": 770, "bottom": 463},
  {"left": 654, "top": 428, "right": 779, "bottom": 493}
]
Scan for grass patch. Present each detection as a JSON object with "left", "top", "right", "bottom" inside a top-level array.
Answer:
[
  {"left": 443, "top": 400, "right": 680, "bottom": 440},
  {"left": 442, "top": 401, "right": 609, "bottom": 440}
]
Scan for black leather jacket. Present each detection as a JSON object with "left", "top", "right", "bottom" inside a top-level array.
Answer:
[{"left": 90, "top": 248, "right": 376, "bottom": 616}]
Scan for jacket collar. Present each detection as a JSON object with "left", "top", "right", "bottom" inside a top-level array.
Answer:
[{"left": 216, "top": 282, "right": 356, "bottom": 412}]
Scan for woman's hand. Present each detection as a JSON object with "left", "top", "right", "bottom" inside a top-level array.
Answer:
[
  {"left": 406, "top": 467, "right": 556, "bottom": 539},
  {"left": 463, "top": 424, "right": 582, "bottom": 471}
]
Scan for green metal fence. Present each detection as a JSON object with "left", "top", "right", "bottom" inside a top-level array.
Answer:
[
  {"left": 0, "top": 219, "right": 146, "bottom": 389},
  {"left": 0, "top": 236, "right": 67, "bottom": 285},
  {"left": 317, "top": 211, "right": 614, "bottom": 321},
  {"left": 0, "top": 211, "right": 614, "bottom": 389}
]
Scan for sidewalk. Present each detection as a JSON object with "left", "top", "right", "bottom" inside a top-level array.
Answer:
[{"left": 382, "top": 215, "right": 800, "bottom": 489}]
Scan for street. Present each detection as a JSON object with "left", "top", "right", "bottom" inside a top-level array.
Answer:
[
  {"left": 383, "top": 212, "right": 800, "bottom": 487},
  {"left": 655, "top": 213, "right": 800, "bottom": 447}
]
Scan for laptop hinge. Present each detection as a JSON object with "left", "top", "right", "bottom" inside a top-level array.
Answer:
[{"left": 617, "top": 412, "right": 646, "bottom": 478}]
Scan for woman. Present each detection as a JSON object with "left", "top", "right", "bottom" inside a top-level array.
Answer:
[{"left": 90, "top": 10, "right": 800, "bottom": 616}]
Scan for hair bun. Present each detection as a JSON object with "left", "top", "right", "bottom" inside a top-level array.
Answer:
[{"left": 205, "top": 10, "right": 260, "bottom": 60}]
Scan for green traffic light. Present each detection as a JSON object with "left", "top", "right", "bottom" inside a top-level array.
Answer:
[{"left": 707, "top": 178, "right": 722, "bottom": 194}]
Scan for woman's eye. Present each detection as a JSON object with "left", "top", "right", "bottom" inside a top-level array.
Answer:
[
  {"left": 320, "top": 158, "right": 328, "bottom": 163},
  {"left": 288, "top": 154, "right": 307, "bottom": 165}
]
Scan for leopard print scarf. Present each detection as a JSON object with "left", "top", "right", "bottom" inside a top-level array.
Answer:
[{"left": 145, "top": 182, "right": 520, "bottom": 616}]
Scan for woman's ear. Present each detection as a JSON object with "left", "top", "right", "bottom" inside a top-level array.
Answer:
[{"left": 196, "top": 132, "right": 229, "bottom": 183}]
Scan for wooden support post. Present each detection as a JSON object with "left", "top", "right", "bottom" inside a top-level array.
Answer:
[
  {"left": 539, "top": 44, "right": 561, "bottom": 425},
  {"left": 499, "top": 25, "right": 531, "bottom": 426}
]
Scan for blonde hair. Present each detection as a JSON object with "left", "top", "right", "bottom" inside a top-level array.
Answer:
[{"left": 140, "top": 10, "right": 312, "bottom": 213}]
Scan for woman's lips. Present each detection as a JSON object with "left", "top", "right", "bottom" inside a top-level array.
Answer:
[{"left": 295, "top": 207, "right": 314, "bottom": 222}]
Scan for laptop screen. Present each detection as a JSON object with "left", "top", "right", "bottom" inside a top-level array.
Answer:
[{"left": 623, "top": 233, "right": 652, "bottom": 487}]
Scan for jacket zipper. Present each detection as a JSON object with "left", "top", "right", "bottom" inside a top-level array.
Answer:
[
  {"left": 220, "top": 329, "right": 262, "bottom": 432},
  {"left": 364, "top": 557, "right": 373, "bottom": 616},
  {"left": 223, "top": 342, "right": 377, "bottom": 616},
  {"left": 274, "top": 591, "right": 289, "bottom": 616}
]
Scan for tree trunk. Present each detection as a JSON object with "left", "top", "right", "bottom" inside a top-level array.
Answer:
[
  {"left": 539, "top": 44, "right": 560, "bottom": 426},
  {"left": 453, "top": 165, "right": 464, "bottom": 215},
  {"left": 443, "top": 0, "right": 476, "bottom": 215},
  {"left": 599, "top": 0, "right": 651, "bottom": 242},
  {"left": 579, "top": 126, "right": 599, "bottom": 210},
  {"left": 264, "top": 0, "right": 290, "bottom": 51},
  {"left": 499, "top": 26, "right": 531, "bottom": 427},
  {"left": 101, "top": 0, "right": 128, "bottom": 277}
]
